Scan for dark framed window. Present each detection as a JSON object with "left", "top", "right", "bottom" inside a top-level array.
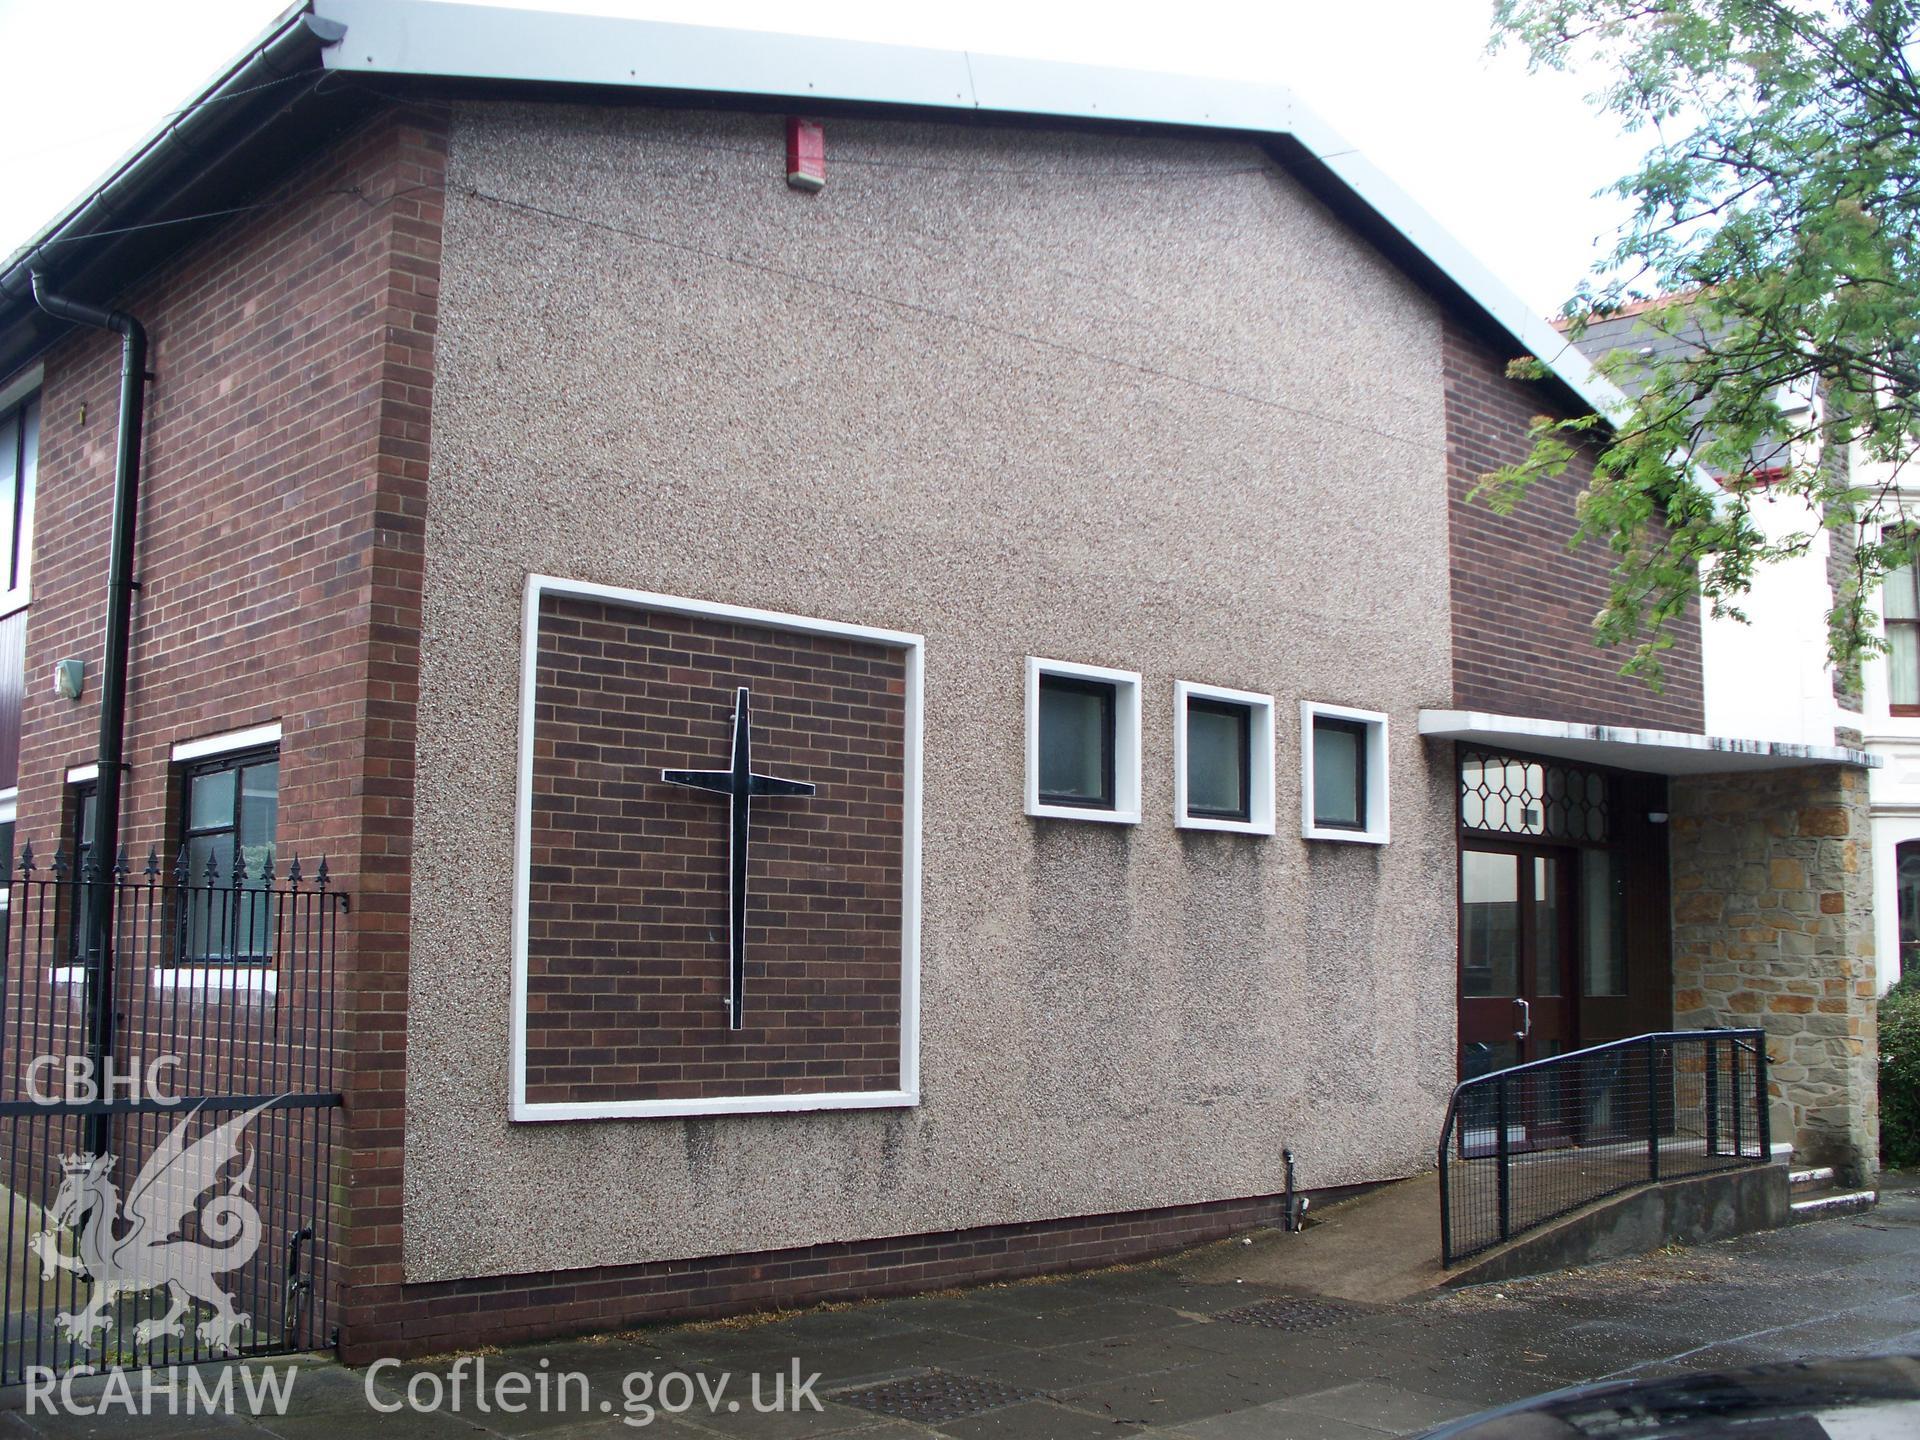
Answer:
[
  {"left": 69, "top": 780, "right": 99, "bottom": 879},
  {"left": 0, "top": 795, "right": 14, "bottom": 923},
  {"left": 1900, "top": 841, "right": 1920, "bottom": 980},
  {"left": 1185, "top": 697, "right": 1252, "bottom": 822},
  {"left": 1886, "top": 548, "right": 1920, "bottom": 714},
  {"left": 177, "top": 747, "right": 280, "bottom": 963},
  {"left": 67, "top": 780, "right": 98, "bottom": 965},
  {"left": 1311, "top": 716, "right": 1368, "bottom": 831},
  {"left": 1037, "top": 674, "right": 1115, "bottom": 810},
  {"left": 0, "top": 392, "right": 39, "bottom": 612}
]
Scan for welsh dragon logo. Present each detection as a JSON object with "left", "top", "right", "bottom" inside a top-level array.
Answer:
[{"left": 29, "top": 1100, "right": 272, "bottom": 1352}]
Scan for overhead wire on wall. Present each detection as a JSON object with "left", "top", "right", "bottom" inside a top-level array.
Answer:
[{"left": 461, "top": 184, "right": 1448, "bottom": 457}]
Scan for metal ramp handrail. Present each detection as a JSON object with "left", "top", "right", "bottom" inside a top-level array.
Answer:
[{"left": 1438, "top": 1029, "right": 1770, "bottom": 1268}]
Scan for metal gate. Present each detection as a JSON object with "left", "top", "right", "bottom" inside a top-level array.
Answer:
[{"left": 0, "top": 848, "right": 344, "bottom": 1385}]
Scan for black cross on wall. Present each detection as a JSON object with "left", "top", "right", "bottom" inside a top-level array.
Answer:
[{"left": 661, "top": 686, "right": 817, "bottom": 1029}]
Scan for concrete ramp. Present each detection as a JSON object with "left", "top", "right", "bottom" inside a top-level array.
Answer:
[
  {"left": 1166, "top": 1161, "right": 1793, "bottom": 1300},
  {"left": 1169, "top": 1173, "right": 1449, "bottom": 1303}
]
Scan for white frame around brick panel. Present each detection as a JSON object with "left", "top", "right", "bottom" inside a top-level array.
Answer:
[
  {"left": 1174, "top": 681, "right": 1275, "bottom": 835},
  {"left": 1300, "top": 701, "right": 1390, "bottom": 845},
  {"left": 1024, "top": 656, "right": 1142, "bottom": 825},
  {"left": 511, "top": 574, "right": 924, "bottom": 1122}
]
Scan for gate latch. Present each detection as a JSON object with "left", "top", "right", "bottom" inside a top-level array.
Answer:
[{"left": 284, "top": 1227, "right": 315, "bottom": 1347}]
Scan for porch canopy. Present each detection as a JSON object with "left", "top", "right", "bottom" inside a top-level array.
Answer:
[{"left": 1418, "top": 710, "right": 1880, "bottom": 775}]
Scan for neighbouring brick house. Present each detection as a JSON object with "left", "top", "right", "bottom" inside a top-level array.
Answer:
[{"left": 0, "top": 0, "right": 1879, "bottom": 1367}]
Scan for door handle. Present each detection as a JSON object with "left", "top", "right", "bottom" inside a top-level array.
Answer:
[{"left": 1514, "top": 997, "right": 1531, "bottom": 1041}]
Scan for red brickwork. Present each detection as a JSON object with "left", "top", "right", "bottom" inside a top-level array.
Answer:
[
  {"left": 336, "top": 1188, "right": 1295, "bottom": 1364},
  {"left": 14, "top": 113, "right": 440, "bottom": 872},
  {"left": 525, "top": 594, "right": 906, "bottom": 1104},
  {"left": 1444, "top": 320, "right": 1706, "bottom": 731},
  {"left": 0, "top": 105, "right": 445, "bottom": 1352}
]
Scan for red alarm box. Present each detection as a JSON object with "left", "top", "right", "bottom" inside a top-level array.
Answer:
[{"left": 787, "top": 118, "right": 825, "bottom": 191}]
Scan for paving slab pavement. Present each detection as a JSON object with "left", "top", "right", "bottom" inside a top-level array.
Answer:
[{"left": 4, "top": 1184, "right": 1918, "bottom": 1439}]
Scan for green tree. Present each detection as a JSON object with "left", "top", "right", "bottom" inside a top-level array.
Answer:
[
  {"left": 1880, "top": 973, "right": 1920, "bottom": 1167},
  {"left": 1485, "top": 0, "right": 1920, "bottom": 685}
]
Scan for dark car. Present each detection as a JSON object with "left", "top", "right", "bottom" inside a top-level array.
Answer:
[{"left": 1418, "top": 1354, "right": 1920, "bottom": 1437}]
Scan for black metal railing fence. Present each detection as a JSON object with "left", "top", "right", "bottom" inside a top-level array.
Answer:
[
  {"left": 1439, "top": 1030, "right": 1770, "bottom": 1268},
  {"left": 0, "top": 847, "right": 345, "bottom": 1386}
]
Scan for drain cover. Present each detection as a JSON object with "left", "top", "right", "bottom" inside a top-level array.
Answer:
[
  {"left": 836, "top": 1370, "right": 1042, "bottom": 1422},
  {"left": 1218, "top": 1296, "right": 1376, "bottom": 1332}
]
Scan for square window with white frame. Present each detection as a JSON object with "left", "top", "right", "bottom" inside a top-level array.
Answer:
[
  {"left": 1025, "top": 657, "right": 1141, "bottom": 824},
  {"left": 1175, "top": 682, "right": 1275, "bottom": 834},
  {"left": 1301, "top": 701, "right": 1389, "bottom": 844}
]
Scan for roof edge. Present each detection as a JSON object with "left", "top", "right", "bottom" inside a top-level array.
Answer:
[
  {"left": 0, "top": 5, "right": 342, "bottom": 306},
  {"left": 1418, "top": 709, "right": 1878, "bottom": 774},
  {"left": 1, "top": 0, "right": 1629, "bottom": 423},
  {"left": 311, "top": 0, "right": 1626, "bottom": 419}
]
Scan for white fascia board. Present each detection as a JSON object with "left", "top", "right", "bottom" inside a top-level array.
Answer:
[
  {"left": 1302, "top": 144, "right": 1628, "bottom": 422},
  {"left": 311, "top": 0, "right": 1614, "bottom": 415},
  {"left": 1418, "top": 709, "right": 1881, "bottom": 774},
  {"left": 318, "top": 0, "right": 977, "bottom": 108},
  {"left": 171, "top": 721, "right": 283, "bottom": 764},
  {"left": 966, "top": 53, "right": 1297, "bottom": 132}
]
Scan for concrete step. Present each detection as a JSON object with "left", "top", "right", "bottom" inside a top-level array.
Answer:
[
  {"left": 1790, "top": 1187, "right": 1877, "bottom": 1222},
  {"left": 1789, "top": 1166, "right": 1836, "bottom": 1190}
]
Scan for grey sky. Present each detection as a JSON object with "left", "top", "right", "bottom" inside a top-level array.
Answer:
[{"left": 0, "top": 0, "right": 1648, "bottom": 317}]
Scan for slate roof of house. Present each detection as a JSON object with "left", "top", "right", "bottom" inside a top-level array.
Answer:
[
  {"left": 0, "top": 0, "right": 1626, "bottom": 421},
  {"left": 1566, "top": 303, "right": 1794, "bottom": 475}
]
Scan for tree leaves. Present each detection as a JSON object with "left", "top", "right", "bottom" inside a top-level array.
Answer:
[{"left": 1489, "top": 0, "right": 1920, "bottom": 686}]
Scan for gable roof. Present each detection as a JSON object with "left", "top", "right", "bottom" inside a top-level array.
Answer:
[{"left": 0, "top": 0, "right": 1625, "bottom": 421}]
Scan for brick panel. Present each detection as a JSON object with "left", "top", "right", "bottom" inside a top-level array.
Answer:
[
  {"left": 525, "top": 595, "right": 905, "bottom": 1104},
  {"left": 1444, "top": 320, "right": 1705, "bottom": 731}
]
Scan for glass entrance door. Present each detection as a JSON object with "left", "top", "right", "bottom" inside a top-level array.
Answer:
[{"left": 1459, "top": 842, "right": 1577, "bottom": 1150}]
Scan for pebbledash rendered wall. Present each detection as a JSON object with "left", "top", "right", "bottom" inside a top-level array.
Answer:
[{"left": 398, "top": 103, "right": 1459, "bottom": 1291}]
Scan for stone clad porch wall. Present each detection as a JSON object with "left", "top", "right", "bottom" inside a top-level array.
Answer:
[{"left": 1669, "top": 765, "right": 1879, "bottom": 1181}]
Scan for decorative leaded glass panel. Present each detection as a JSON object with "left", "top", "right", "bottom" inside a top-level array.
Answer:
[{"left": 1459, "top": 750, "right": 1608, "bottom": 842}]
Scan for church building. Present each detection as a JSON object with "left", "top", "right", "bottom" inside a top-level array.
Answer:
[{"left": 0, "top": 0, "right": 1880, "bottom": 1365}]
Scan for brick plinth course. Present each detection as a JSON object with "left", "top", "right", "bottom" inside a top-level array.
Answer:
[
  {"left": 1669, "top": 764, "right": 1879, "bottom": 1181},
  {"left": 335, "top": 1189, "right": 1294, "bottom": 1363}
]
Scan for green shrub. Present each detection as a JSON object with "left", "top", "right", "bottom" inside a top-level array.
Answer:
[{"left": 1881, "top": 974, "right": 1920, "bottom": 1169}]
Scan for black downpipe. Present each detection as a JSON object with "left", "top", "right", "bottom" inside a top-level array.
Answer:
[{"left": 30, "top": 273, "right": 146, "bottom": 1154}]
